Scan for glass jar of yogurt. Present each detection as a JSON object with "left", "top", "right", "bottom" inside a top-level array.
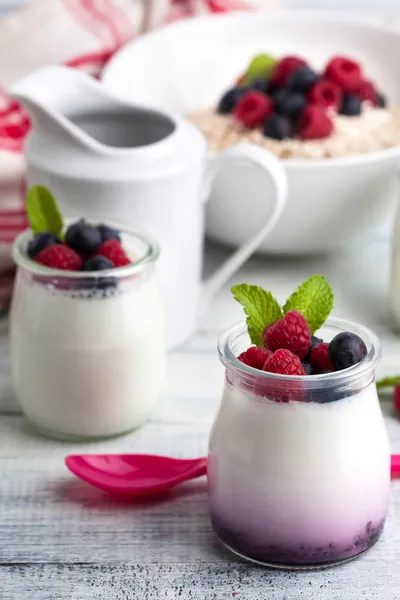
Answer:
[
  {"left": 11, "top": 226, "right": 165, "bottom": 441},
  {"left": 209, "top": 318, "right": 390, "bottom": 569}
]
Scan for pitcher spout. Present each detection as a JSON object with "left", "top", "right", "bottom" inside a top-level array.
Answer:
[{"left": 10, "top": 66, "right": 126, "bottom": 153}]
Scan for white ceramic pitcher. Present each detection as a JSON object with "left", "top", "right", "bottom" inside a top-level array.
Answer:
[{"left": 11, "top": 66, "right": 287, "bottom": 349}]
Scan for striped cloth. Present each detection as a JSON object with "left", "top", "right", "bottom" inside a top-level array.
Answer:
[{"left": 0, "top": 0, "right": 264, "bottom": 307}]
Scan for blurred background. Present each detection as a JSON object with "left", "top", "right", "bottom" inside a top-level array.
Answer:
[{"left": 1, "top": 0, "right": 400, "bottom": 18}]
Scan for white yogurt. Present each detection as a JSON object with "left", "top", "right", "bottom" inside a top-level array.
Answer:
[
  {"left": 208, "top": 378, "right": 390, "bottom": 566},
  {"left": 11, "top": 231, "right": 165, "bottom": 440}
]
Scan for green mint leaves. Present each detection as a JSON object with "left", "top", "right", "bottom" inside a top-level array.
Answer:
[
  {"left": 283, "top": 275, "right": 334, "bottom": 335},
  {"left": 232, "top": 275, "right": 334, "bottom": 345},
  {"left": 26, "top": 185, "right": 64, "bottom": 237},
  {"left": 231, "top": 284, "right": 283, "bottom": 347},
  {"left": 244, "top": 53, "right": 276, "bottom": 85},
  {"left": 376, "top": 376, "right": 400, "bottom": 389}
]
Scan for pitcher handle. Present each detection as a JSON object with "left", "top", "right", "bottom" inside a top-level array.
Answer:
[{"left": 200, "top": 143, "right": 288, "bottom": 314}]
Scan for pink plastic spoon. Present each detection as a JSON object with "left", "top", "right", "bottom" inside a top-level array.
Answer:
[
  {"left": 65, "top": 454, "right": 208, "bottom": 497},
  {"left": 65, "top": 453, "right": 400, "bottom": 498}
]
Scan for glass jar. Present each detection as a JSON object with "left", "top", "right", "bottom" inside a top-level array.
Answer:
[
  {"left": 10, "top": 225, "right": 165, "bottom": 441},
  {"left": 208, "top": 318, "right": 390, "bottom": 569}
]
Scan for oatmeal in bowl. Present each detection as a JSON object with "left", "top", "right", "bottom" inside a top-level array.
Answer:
[
  {"left": 102, "top": 12, "right": 400, "bottom": 254},
  {"left": 189, "top": 53, "right": 400, "bottom": 160}
]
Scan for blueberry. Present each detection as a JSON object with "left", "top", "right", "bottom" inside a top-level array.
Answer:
[
  {"left": 302, "top": 361, "right": 314, "bottom": 375},
  {"left": 273, "top": 89, "right": 306, "bottom": 119},
  {"left": 328, "top": 332, "right": 367, "bottom": 371},
  {"left": 251, "top": 78, "right": 272, "bottom": 94},
  {"left": 287, "top": 66, "right": 319, "bottom": 93},
  {"left": 377, "top": 93, "right": 387, "bottom": 108},
  {"left": 340, "top": 94, "right": 362, "bottom": 116},
  {"left": 81, "top": 256, "right": 114, "bottom": 271},
  {"left": 311, "top": 335, "right": 323, "bottom": 348},
  {"left": 217, "top": 87, "right": 247, "bottom": 114},
  {"left": 65, "top": 219, "right": 102, "bottom": 255},
  {"left": 263, "top": 114, "right": 293, "bottom": 140},
  {"left": 97, "top": 224, "right": 121, "bottom": 243},
  {"left": 27, "top": 231, "right": 60, "bottom": 258}
]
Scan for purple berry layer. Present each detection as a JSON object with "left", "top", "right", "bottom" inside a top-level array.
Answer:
[{"left": 211, "top": 513, "right": 385, "bottom": 567}]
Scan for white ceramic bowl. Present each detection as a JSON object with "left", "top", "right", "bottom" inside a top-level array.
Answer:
[{"left": 103, "top": 11, "right": 400, "bottom": 255}]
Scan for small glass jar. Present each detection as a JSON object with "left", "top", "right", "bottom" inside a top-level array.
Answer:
[
  {"left": 208, "top": 318, "right": 390, "bottom": 569},
  {"left": 10, "top": 225, "right": 165, "bottom": 441}
]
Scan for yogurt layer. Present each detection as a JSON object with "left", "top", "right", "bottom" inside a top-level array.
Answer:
[
  {"left": 11, "top": 268, "right": 165, "bottom": 438},
  {"left": 208, "top": 381, "right": 390, "bottom": 565}
]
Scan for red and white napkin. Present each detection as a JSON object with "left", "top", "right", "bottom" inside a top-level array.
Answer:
[{"left": 0, "top": 0, "right": 276, "bottom": 306}]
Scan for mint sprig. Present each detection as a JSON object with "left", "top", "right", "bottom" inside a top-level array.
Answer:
[
  {"left": 376, "top": 376, "right": 400, "bottom": 389},
  {"left": 232, "top": 275, "right": 334, "bottom": 344},
  {"left": 26, "top": 185, "right": 64, "bottom": 237},
  {"left": 283, "top": 275, "right": 334, "bottom": 335},
  {"left": 231, "top": 284, "right": 283, "bottom": 347}
]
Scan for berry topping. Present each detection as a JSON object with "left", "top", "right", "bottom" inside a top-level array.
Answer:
[
  {"left": 302, "top": 361, "right": 314, "bottom": 375},
  {"left": 97, "top": 224, "right": 121, "bottom": 243},
  {"left": 287, "top": 66, "right": 319, "bottom": 93},
  {"left": 81, "top": 256, "right": 115, "bottom": 271},
  {"left": 340, "top": 94, "right": 362, "bottom": 116},
  {"left": 234, "top": 91, "right": 273, "bottom": 128},
  {"left": 251, "top": 78, "right": 272, "bottom": 94},
  {"left": 270, "top": 56, "right": 308, "bottom": 88},
  {"left": 97, "top": 239, "right": 131, "bottom": 267},
  {"left": 263, "top": 114, "right": 293, "bottom": 140},
  {"left": 328, "top": 332, "right": 367, "bottom": 371},
  {"left": 394, "top": 385, "right": 400, "bottom": 416},
  {"left": 263, "top": 349, "right": 306, "bottom": 376},
  {"left": 27, "top": 231, "right": 61, "bottom": 258},
  {"left": 298, "top": 106, "right": 334, "bottom": 140},
  {"left": 35, "top": 244, "right": 82, "bottom": 271},
  {"left": 264, "top": 310, "right": 312, "bottom": 359},
  {"left": 273, "top": 89, "right": 307, "bottom": 119},
  {"left": 324, "top": 56, "right": 363, "bottom": 93},
  {"left": 308, "top": 80, "right": 342, "bottom": 110},
  {"left": 355, "top": 80, "right": 378, "bottom": 105},
  {"left": 218, "top": 87, "right": 247, "bottom": 114},
  {"left": 310, "top": 342, "right": 334, "bottom": 373},
  {"left": 65, "top": 219, "right": 102, "bottom": 255},
  {"left": 238, "top": 346, "right": 272, "bottom": 370}
]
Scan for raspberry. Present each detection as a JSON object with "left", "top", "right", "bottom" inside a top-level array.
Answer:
[
  {"left": 324, "top": 56, "right": 363, "bottom": 93},
  {"left": 233, "top": 91, "right": 273, "bottom": 128},
  {"left": 298, "top": 106, "right": 333, "bottom": 140},
  {"left": 394, "top": 385, "right": 400, "bottom": 416},
  {"left": 308, "top": 80, "right": 342, "bottom": 110},
  {"left": 238, "top": 346, "right": 272, "bottom": 370},
  {"left": 270, "top": 56, "right": 307, "bottom": 88},
  {"left": 355, "top": 80, "right": 378, "bottom": 105},
  {"left": 310, "top": 342, "right": 334, "bottom": 373},
  {"left": 263, "top": 349, "right": 306, "bottom": 376},
  {"left": 264, "top": 310, "right": 312, "bottom": 359},
  {"left": 97, "top": 239, "right": 130, "bottom": 267},
  {"left": 35, "top": 244, "right": 82, "bottom": 271}
]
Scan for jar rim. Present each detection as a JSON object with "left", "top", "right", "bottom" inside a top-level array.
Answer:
[
  {"left": 12, "top": 222, "right": 159, "bottom": 279},
  {"left": 218, "top": 317, "right": 381, "bottom": 388}
]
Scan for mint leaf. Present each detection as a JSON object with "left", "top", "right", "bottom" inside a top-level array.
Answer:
[
  {"left": 244, "top": 53, "right": 276, "bottom": 84},
  {"left": 232, "top": 284, "right": 283, "bottom": 347},
  {"left": 26, "top": 185, "right": 64, "bottom": 237},
  {"left": 283, "top": 275, "right": 334, "bottom": 334},
  {"left": 376, "top": 376, "right": 400, "bottom": 389}
]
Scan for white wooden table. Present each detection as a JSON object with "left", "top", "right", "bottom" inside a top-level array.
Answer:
[{"left": 2, "top": 231, "right": 400, "bottom": 599}]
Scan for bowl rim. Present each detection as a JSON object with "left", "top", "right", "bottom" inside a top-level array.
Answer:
[{"left": 103, "top": 9, "right": 400, "bottom": 169}]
